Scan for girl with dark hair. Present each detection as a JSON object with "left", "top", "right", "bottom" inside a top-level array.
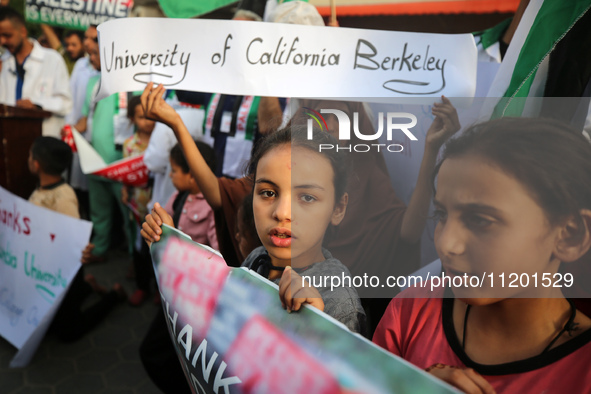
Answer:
[
  {"left": 373, "top": 117, "right": 591, "bottom": 393},
  {"left": 140, "top": 83, "right": 367, "bottom": 334},
  {"left": 240, "top": 125, "right": 368, "bottom": 334},
  {"left": 235, "top": 193, "right": 262, "bottom": 260},
  {"left": 164, "top": 141, "right": 218, "bottom": 249}
]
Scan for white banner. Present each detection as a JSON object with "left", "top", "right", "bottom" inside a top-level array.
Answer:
[
  {"left": 0, "top": 186, "right": 92, "bottom": 366},
  {"left": 97, "top": 18, "right": 477, "bottom": 100}
]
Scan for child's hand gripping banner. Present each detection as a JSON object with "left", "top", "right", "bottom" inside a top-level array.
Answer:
[
  {"left": 0, "top": 186, "right": 92, "bottom": 367},
  {"left": 149, "top": 226, "right": 460, "bottom": 393},
  {"left": 96, "top": 18, "right": 477, "bottom": 101},
  {"left": 70, "top": 128, "right": 149, "bottom": 187}
]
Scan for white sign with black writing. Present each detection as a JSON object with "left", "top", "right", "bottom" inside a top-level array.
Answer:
[
  {"left": 97, "top": 18, "right": 477, "bottom": 100},
  {"left": 0, "top": 186, "right": 92, "bottom": 367}
]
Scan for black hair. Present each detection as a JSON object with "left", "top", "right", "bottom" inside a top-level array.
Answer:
[
  {"left": 434, "top": 117, "right": 591, "bottom": 240},
  {"left": 31, "top": 137, "right": 73, "bottom": 176},
  {"left": 237, "top": 193, "right": 259, "bottom": 241},
  {"left": 0, "top": 6, "right": 25, "bottom": 27},
  {"left": 170, "top": 141, "right": 216, "bottom": 174},
  {"left": 127, "top": 95, "right": 143, "bottom": 122},
  {"left": 246, "top": 124, "right": 348, "bottom": 201},
  {"left": 63, "top": 30, "right": 83, "bottom": 42}
]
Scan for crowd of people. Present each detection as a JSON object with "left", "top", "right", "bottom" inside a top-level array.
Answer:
[{"left": 1, "top": 0, "right": 591, "bottom": 393}]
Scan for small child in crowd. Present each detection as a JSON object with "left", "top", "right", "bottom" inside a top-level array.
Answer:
[
  {"left": 242, "top": 126, "right": 368, "bottom": 334},
  {"left": 28, "top": 136, "right": 126, "bottom": 342},
  {"left": 129, "top": 139, "right": 219, "bottom": 306},
  {"left": 28, "top": 136, "right": 79, "bottom": 218},
  {"left": 373, "top": 118, "right": 591, "bottom": 393},
  {"left": 164, "top": 142, "right": 218, "bottom": 249},
  {"left": 140, "top": 83, "right": 366, "bottom": 334},
  {"left": 123, "top": 95, "right": 156, "bottom": 306},
  {"left": 137, "top": 142, "right": 219, "bottom": 394},
  {"left": 121, "top": 96, "right": 160, "bottom": 306},
  {"left": 122, "top": 95, "right": 155, "bottom": 222}
]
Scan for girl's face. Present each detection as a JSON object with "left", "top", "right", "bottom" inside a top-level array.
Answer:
[
  {"left": 133, "top": 104, "right": 156, "bottom": 135},
  {"left": 169, "top": 159, "right": 193, "bottom": 192},
  {"left": 252, "top": 144, "right": 346, "bottom": 268},
  {"left": 434, "top": 155, "right": 563, "bottom": 303}
]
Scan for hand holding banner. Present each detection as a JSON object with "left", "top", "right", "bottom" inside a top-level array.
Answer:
[{"left": 150, "top": 229, "right": 458, "bottom": 393}]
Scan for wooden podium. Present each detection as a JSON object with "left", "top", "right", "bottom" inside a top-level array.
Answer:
[{"left": 0, "top": 104, "right": 51, "bottom": 199}]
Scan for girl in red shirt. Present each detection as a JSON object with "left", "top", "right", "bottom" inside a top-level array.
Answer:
[{"left": 374, "top": 117, "right": 591, "bottom": 393}]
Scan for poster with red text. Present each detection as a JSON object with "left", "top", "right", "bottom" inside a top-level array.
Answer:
[
  {"left": 0, "top": 186, "right": 92, "bottom": 367},
  {"left": 71, "top": 128, "right": 150, "bottom": 187},
  {"left": 150, "top": 230, "right": 458, "bottom": 393}
]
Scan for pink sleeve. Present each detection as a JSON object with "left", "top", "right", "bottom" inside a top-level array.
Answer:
[
  {"left": 206, "top": 208, "right": 219, "bottom": 251},
  {"left": 372, "top": 298, "right": 403, "bottom": 357},
  {"left": 163, "top": 191, "right": 178, "bottom": 218}
]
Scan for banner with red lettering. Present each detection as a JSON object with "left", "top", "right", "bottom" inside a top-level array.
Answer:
[
  {"left": 149, "top": 227, "right": 458, "bottom": 393},
  {"left": 71, "top": 128, "right": 150, "bottom": 187}
]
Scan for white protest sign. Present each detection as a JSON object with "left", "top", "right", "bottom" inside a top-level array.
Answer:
[
  {"left": 0, "top": 186, "right": 92, "bottom": 366},
  {"left": 97, "top": 18, "right": 477, "bottom": 100}
]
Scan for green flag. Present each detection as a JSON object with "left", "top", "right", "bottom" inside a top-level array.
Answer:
[
  {"left": 157, "top": 0, "right": 238, "bottom": 18},
  {"left": 493, "top": 0, "right": 591, "bottom": 118}
]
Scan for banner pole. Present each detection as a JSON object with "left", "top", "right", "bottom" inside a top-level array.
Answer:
[{"left": 330, "top": 0, "right": 337, "bottom": 26}]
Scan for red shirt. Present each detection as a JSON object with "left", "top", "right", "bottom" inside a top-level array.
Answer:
[{"left": 373, "top": 286, "right": 591, "bottom": 393}]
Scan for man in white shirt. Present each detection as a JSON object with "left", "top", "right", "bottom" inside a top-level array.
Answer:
[
  {"left": 66, "top": 25, "right": 100, "bottom": 217},
  {"left": 0, "top": 7, "right": 72, "bottom": 138},
  {"left": 66, "top": 25, "right": 99, "bottom": 126}
]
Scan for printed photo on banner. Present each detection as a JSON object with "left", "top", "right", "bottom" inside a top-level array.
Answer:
[{"left": 149, "top": 231, "right": 458, "bottom": 393}]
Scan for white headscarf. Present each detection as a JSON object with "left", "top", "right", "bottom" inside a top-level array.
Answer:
[{"left": 266, "top": 1, "right": 324, "bottom": 26}]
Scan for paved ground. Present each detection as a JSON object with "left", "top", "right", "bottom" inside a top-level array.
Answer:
[{"left": 0, "top": 250, "right": 164, "bottom": 394}]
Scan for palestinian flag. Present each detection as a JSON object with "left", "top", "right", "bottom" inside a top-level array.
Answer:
[
  {"left": 487, "top": 0, "right": 591, "bottom": 117},
  {"left": 157, "top": 0, "right": 238, "bottom": 18}
]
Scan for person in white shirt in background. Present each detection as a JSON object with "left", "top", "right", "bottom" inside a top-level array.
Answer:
[
  {"left": 65, "top": 25, "right": 100, "bottom": 219},
  {"left": 0, "top": 6, "right": 72, "bottom": 138}
]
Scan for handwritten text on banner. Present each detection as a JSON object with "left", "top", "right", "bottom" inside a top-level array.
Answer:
[
  {"left": 97, "top": 18, "right": 477, "bottom": 100},
  {"left": 0, "top": 186, "right": 92, "bottom": 366}
]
